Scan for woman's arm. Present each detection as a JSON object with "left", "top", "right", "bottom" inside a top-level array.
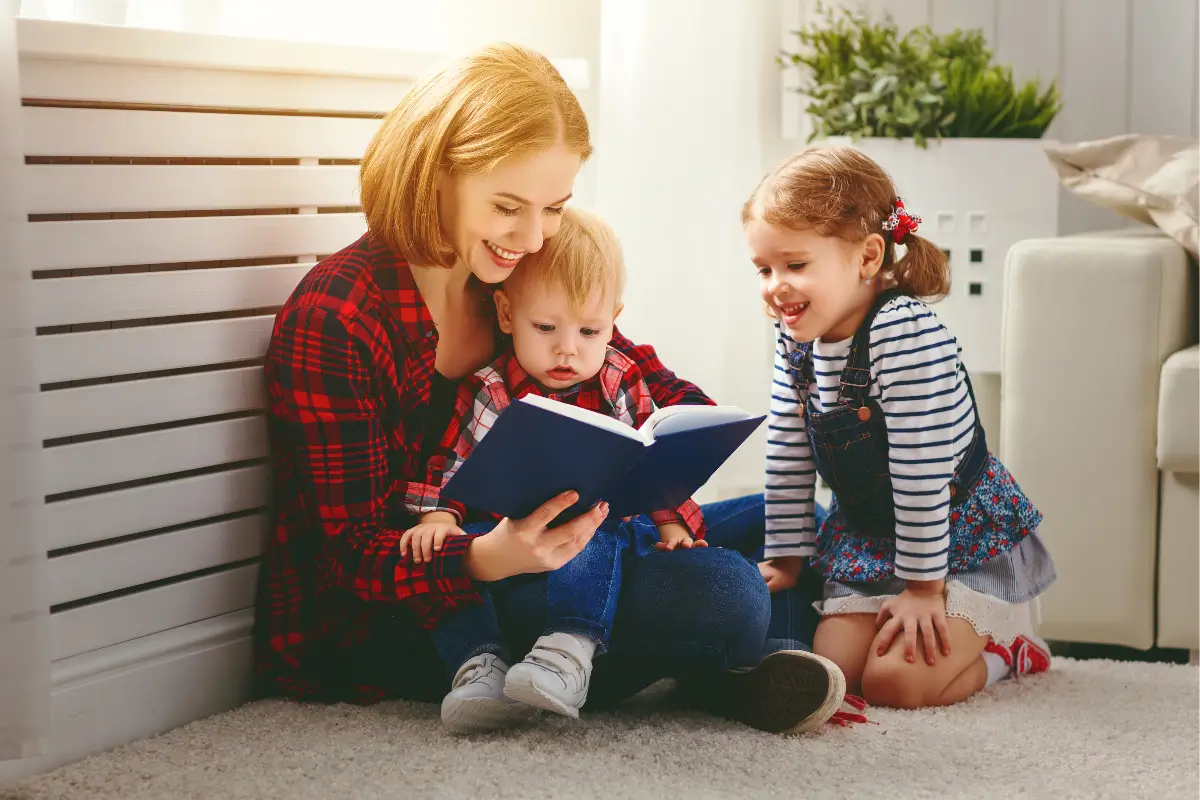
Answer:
[
  {"left": 267, "top": 306, "right": 608, "bottom": 609},
  {"left": 266, "top": 305, "right": 479, "bottom": 613},
  {"left": 609, "top": 326, "right": 714, "bottom": 407}
]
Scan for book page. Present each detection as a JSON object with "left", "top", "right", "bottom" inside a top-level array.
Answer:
[
  {"left": 519, "top": 394, "right": 644, "bottom": 442},
  {"left": 640, "top": 404, "right": 754, "bottom": 440}
]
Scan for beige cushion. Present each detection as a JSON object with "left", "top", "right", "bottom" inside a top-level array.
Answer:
[
  {"left": 1044, "top": 134, "right": 1199, "bottom": 257},
  {"left": 1156, "top": 471, "right": 1199, "bottom": 650},
  {"left": 1158, "top": 345, "right": 1199, "bottom": 473}
]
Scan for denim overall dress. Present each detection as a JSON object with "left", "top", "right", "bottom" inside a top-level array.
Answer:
[{"left": 787, "top": 289, "right": 1047, "bottom": 590}]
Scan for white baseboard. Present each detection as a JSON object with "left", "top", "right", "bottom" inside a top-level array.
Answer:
[{"left": 0, "top": 610, "right": 255, "bottom": 786}]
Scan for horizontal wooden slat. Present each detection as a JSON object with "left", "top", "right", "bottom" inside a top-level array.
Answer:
[
  {"left": 50, "top": 514, "right": 268, "bottom": 606},
  {"left": 36, "top": 315, "right": 276, "bottom": 384},
  {"left": 23, "top": 106, "right": 381, "bottom": 160},
  {"left": 14, "top": 18, "right": 587, "bottom": 88},
  {"left": 39, "top": 366, "right": 264, "bottom": 440},
  {"left": 45, "top": 464, "right": 269, "bottom": 551},
  {"left": 50, "top": 608, "right": 254, "bottom": 687},
  {"left": 24, "top": 164, "right": 361, "bottom": 214},
  {"left": 19, "top": 58, "right": 412, "bottom": 115},
  {"left": 50, "top": 564, "right": 259, "bottom": 663},
  {"left": 44, "top": 416, "right": 268, "bottom": 495},
  {"left": 33, "top": 262, "right": 308, "bottom": 327},
  {"left": 16, "top": 17, "right": 446, "bottom": 81},
  {"left": 25, "top": 212, "right": 362, "bottom": 271}
]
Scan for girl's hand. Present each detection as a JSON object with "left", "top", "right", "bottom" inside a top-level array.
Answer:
[
  {"left": 758, "top": 556, "right": 803, "bottom": 593},
  {"left": 464, "top": 491, "right": 608, "bottom": 582},
  {"left": 874, "top": 580, "right": 951, "bottom": 665},
  {"left": 654, "top": 521, "right": 707, "bottom": 551}
]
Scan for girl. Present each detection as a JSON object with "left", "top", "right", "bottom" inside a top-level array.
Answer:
[{"left": 743, "top": 146, "right": 1058, "bottom": 710}]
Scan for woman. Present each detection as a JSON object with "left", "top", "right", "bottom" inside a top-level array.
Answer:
[{"left": 254, "top": 42, "right": 844, "bottom": 735}]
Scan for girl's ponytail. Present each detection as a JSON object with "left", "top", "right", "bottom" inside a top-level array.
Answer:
[{"left": 888, "top": 233, "right": 950, "bottom": 301}]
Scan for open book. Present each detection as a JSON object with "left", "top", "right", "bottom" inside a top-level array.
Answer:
[{"left": 440, "top": 394, "right": 766, "bottom": 524}]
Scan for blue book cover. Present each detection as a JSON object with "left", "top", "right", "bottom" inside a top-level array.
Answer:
[{"left": 440, "top": 395, "right": 766, "bottom": 525}]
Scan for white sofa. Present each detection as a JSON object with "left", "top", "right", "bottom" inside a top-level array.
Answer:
[{"left": 1002, "top": 227, "right": 1198, "bottom": 652}]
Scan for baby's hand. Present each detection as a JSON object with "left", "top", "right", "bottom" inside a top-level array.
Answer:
[
  {"left": 400, "top": 516, "right": 465, "bottom": 564},
  {"left": 654, "top": 521, "right": 707, "bottom": 552},
  {"left": 758, "top": 556, "right": 803, "bottom": 593}
]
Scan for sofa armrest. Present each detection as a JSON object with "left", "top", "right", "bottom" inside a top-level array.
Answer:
[{"left": 1000, "top": 229, "right": 1196, "bottom": 648}]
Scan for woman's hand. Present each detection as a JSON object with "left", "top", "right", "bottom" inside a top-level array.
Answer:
[
  {"left": 464, "top": 491, "right": 608, "bottom": 582},
  {"left": 758, "top": 556, "right": 802, "bottom": 593},
  {"left": 874, "top": 580, "right": 951, "bottom": 665}
]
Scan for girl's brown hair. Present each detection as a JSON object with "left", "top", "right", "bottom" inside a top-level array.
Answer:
[
  {"left": 741, "top": 146, "right": 950, "bottom": 300},
  {"left": 360, "top": 42, "right": 592, "bottom": 268}
]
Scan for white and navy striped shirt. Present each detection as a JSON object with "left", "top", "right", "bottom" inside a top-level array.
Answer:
[{"left": 764, "top": 297, "right": 976, "bottom": 581}]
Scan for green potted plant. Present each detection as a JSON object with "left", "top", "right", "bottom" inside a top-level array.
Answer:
[
  {"left": 780, "top": 2, "right": 1062, "bottom": 147},
  {"left": 776, "top": 2, "right": 1064, "bottom": 377}
]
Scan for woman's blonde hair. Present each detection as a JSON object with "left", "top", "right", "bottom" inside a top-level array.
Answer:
[
  {"left": 504, "top": 207, "right": 626, "bottom": 314},
  {"left": 742, "top": 146, "right": 950, "bottom": 300},
  {"left": 360, "top": 42, "right": 592, "bottom": 268}
]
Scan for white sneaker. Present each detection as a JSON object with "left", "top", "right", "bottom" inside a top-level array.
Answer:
[
  {"left": 504, "top": 632, "right": 594, "bottom": 719},
  {"left": 440, "top": 653, "right": 538, "bottom": 734}
]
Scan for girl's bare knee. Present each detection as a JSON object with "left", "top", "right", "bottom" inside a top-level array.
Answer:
[{"left": 860, "top": 659, "right": 929, "bottom": 710}]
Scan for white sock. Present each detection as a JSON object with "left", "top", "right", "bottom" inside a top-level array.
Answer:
[{"left": 982, "top": 650, "right": 1012, "bottom": 686}]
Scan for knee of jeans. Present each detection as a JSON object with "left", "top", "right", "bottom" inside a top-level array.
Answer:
[{"left": 696, "top": 549, "right": 771, "bottom": 666}]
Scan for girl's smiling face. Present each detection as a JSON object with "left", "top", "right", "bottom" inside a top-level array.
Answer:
[{"left": 745, "top": 218, "right": 885, "bottom": 343}]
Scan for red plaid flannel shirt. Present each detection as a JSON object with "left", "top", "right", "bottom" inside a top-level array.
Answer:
[
  {"left": 414, "top": 348, "right": 706, "bottom": 537},
  {"left": 257, "top": 234, "right": 713, "bottom": 703}
]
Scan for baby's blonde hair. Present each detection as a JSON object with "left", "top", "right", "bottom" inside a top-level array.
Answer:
[
  {"left": 360, "top": 42, "right": 592, "bottom": 268},
  {"left": 504, "top": 207, "right": 626, "bottom": 315}
]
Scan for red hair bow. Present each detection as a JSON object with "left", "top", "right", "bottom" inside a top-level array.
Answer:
[{"left": 882, "top": 197, "right": 921, "bottom": 244}]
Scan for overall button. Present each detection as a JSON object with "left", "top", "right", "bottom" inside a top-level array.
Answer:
[
  {"left": 857, "top": 406, "right": 871, "bottom": 422},
  {"left": 788, "top": 351, "right": 805, "bottom": 369},
  {"left": 949, "top": 485, "right": 958, "bottom": 498}
]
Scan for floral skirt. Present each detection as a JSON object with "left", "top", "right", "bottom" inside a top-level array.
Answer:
[
  {"left": 811, "top": 453, "right": 1056, "bottom": 648},
  {"left": 813, "top": 533, "right": 1057, "bottom": 648},
  {"left": 815, "top": 454, "right": 1045, "bottom": 585}
]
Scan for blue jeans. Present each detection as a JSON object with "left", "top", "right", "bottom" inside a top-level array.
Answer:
[
  {"left": 429, "top": 518, "right": 658, "bottom": 670},
  {"left": 423, "top": 494, "right": 827, "bottom": 707},
  {"left": 698, "top": 493, "right": 829, "bottom": 656}
]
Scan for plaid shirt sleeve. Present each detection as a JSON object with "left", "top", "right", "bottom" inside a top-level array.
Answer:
[
  {"left": 607, "top": 354, "right": 707, "bottom": 540},
  {"left": 421, "top": 368, "right": 510, "bottom": 518},
  {"left": 609, "top": 326, "right": 714, "bottom": 408},
  {"left": 266, "top": 305, "right": 482, "bottom": 622}
]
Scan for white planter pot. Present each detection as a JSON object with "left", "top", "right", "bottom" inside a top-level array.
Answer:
[{"left": 823, "top": 137, "right": 1059, "bottom": 375}]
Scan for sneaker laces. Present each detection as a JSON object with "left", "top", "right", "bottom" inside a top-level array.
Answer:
[
  {"left": 1012, "top": 641, "right": 1031, "bottom": 682},
  {"left": 828, "top": 694, "right": 874, "bottom": 727}
]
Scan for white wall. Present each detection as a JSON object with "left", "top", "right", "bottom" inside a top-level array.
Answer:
[{"left": 780, "top": 0, "right": 1200, "bottom": 235}]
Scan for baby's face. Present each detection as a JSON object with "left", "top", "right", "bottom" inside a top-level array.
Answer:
[{"left": 497, "top": 280, "right": 618, "bottom": 391}]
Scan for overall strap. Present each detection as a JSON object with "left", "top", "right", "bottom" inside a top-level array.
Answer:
[
  {"left": 786, "top": 340, "right": 813, "bottom": 406},
  {"left": 837, "top": 289, "right": 905, "bottom": 407}
]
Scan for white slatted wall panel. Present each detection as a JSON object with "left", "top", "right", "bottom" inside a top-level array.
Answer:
[
  {"left": 16, "top": 18, "right": 431, "bottom": 665},
  {"left": 786, "top": 0, "right": 1200, "bottom": 234}
]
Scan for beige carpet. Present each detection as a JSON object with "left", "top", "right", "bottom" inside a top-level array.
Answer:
[{"left": 3, "top": 658, "right": 1197, "bottom": 800}]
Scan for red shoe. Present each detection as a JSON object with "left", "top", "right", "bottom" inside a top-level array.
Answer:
[
  {"left": 1011, "top": 634, "right": 1052, "bottom": 678},
  {"left": 986, "top": 634, "right": 1052, "bottom": 681}
]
